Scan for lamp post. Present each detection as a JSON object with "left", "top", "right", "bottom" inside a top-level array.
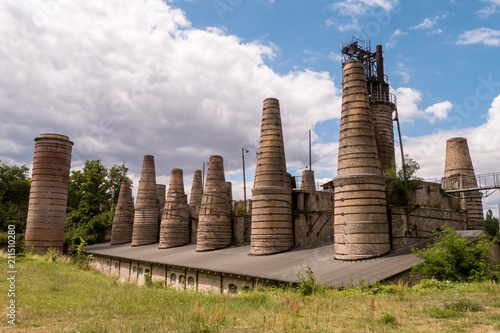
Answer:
[{"left": 242, "top": 148, "right": 249, "bottom": 215}]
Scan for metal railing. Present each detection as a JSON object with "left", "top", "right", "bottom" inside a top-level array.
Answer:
[
  {"left": 442, "top": 172, "right": 500, "bottom": 197},
  {"left": 369, "top": 91, "right": 397, "bottom": 105}
]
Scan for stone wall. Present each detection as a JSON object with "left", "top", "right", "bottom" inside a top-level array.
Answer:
[
  {"left": 233, "top": 200, "right": 251, "bottom": 245},
  {"left": 390, "top": 181, "right": 467, "bottom": 250},
  {"left": 293, "top": 190, "right": 334, "bottom": 247},
  {"left": 88, "top": 254, "right": 277, "bottom": 293}
]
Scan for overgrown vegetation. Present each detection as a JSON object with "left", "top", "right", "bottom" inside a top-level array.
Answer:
[
  {"left": 296, "top": 265, "right": 319, "bottom": 296},
  {"left": 412, "top": 227, "right": 495, "bottom": 282},
  {"left": 2, "top": 252, "right": 500, "bottom": 333},
  {"left": 0, "top": 162, "right": 30, "bottom": 234},
  {"left": 384, "top": 155, "right": 423, "bottom": 206},
  {"left": 65, "top": 160, "right": 131, "bottom": 248},
  {"left": 485, "top": 209, "right": 499, "bottom": 237},
  {"left": 0, "top": 160, "right": 131, "bottom": 253}
]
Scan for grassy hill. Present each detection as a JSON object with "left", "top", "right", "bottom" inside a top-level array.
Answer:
[{"left": 1, "top": 252, "right": 500, "bottom": 333}]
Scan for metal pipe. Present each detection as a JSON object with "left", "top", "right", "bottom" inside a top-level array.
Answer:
[
  {"left": 394, "top": 109, "right": 408, "bottom": 189},
  {"left": 376, "top": 45, "right": 384, "bottom": 82}
]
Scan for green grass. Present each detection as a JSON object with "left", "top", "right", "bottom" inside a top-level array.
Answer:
[{"left": 1, "top": 253, "right": 500, "bottom": 332}]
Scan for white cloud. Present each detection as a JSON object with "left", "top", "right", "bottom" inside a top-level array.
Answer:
[
  {"left": 424, "top": 101, "right": 453, "bottom": 123},
  {"left": 410, "top": 14, "right": 447, "bottom": 29},
  {"left": 303, "top": 49, "right": 322, "bottom": 64},
  {"left": 328, "top": 52, "right": 343, "bottom": 62},
  {"left": 330, "top": 0, "right": 398, "bottom": 16},
  {"left": 393, "top": 87, "right": 452, "bottom": 123},
  {"left": 410, "top": 14, "right": 447, "bottom": 35},
  {"left": 325, "top": 18, "right": 335, "bottom": 27},
  {"left": 328, "top": 0, "right": 399, "bottom": 31},
  {"left": 393, "top": 87, "right": 423, "bottom": 122},
  {"left": 386, "top": 29, "right": 407, "bottom": 49},
  {"left": 412, "top": 18, "right": 436, "bottom": 30},
  {"left": 336, "top": 18, "right": 361, "bottom": 32},
  {"left": 0, "top": 0, "right": 341, "bottom": 200},
  {"left": 457, "top": 28, "right": 500, "bottom": 46},
  {"left": 477, "top": 0, "right": 500, "bottom": 17},
  {"left": 393, "top": 62, "right": 411, "bottom": 84}
]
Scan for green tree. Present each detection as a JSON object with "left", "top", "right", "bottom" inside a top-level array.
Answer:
[
  {"left": 484, "top": 209, "right": 499, "bottom": 237},
  {"left": 107, "top": 163, "right": 130, "bottom": 207},
  {"left": 65, "top": 160, "right": 131, "bottom": 246},
  {"left": 385, "top": 155, "right": 422, "bottom": 206},
  {"left": 412, "top": 227, "right": 493, "bottom": 282},
  {"left": 0, "top": 162, "right": 31, "bottom": 232}
]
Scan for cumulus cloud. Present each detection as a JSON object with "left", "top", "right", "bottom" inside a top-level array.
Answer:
[
  {"left": 0, "top": 0, "right": 341, "bottom": 200},
  {"left": 424, "top": 101, "right": 453, "bottom": 123},
  {"left": 393, "top": 87, "right": 452, "bottom": 123},
  {"left": 457, "top": 28, "right": 500, "bottom": 46}
]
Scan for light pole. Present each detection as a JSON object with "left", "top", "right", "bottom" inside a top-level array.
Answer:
[{"left": 242, "top": 148, "right": 249, "bottom": 215}]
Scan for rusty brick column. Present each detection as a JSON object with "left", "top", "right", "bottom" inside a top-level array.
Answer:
[
  {"left": 301, "top": 169, "right": 316, "bottom": 191},
  {"left": 188, "top": 170, "right": 203, "bottom": 244},
  {"left": 159, "top": 169, "right": 190, "bottom": 248},
  {"left": 371, "top": 102, "right": 395, "bottom": 171},
  {"left": 189, "top": 170, "right": 203, "bottom": 218},
  {"left": 131, "top": 155, "right": 159, "bottom": 246},
  {"left": 110, "top": 181, "right": 135, "bottom": 245},
  {"left": 157, "top": 184, "right": 166, "bottom": 231},
  {"left": 196, "top": 156, "right": 232, "bottom": 251},
  {"left": 442, "top": 137, "right": 484, "bottom": 230},
  {"left": 25, "top": 133, "right": 73, "bottom": 252},
  {"left": 333, "top": 60, "right": 390, "bottom": 260},
  {"left": 250, "top": 98, "right": 293, "bottom": 255}
]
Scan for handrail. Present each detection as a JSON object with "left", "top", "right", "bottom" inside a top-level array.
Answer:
[
  {"left": 442, "top": 172, "right": 500, "bottom": 194},
  {"left": 369, "top": 91, "right": 397, "bottom": 105}
]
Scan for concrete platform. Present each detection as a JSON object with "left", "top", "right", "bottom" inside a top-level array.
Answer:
[{"left": 84, "top": 241, "right": 421, "bottom": 287}]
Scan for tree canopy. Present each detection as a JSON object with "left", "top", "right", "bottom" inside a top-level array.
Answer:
[
  {"left": 384, "top": 155, "right": 423, "bottom": 206},
  {"left": 485, "top": 209, "right": 499, "bottom": 237},
  {"left": 0, "top": 161, "right": 31, "bottom": 232},
  {"left": 65, "top": 160, "right": 131, "bottom": 246}
]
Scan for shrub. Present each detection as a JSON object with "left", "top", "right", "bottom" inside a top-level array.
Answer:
[
  {"left": 378, "top": 313, "right": 398, "bottom": 325},
  {"left": 296, "top": 265, "right": 318, "bottom": 296},
  {"left": 412, "top": 227, "right": 493, "bottom": 282},
  {"left": 69, "top": 237, "right": 93, "bottom": 269}
]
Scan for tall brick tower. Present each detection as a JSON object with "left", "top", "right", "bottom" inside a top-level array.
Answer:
[
  {"left": 250, "top": 98, "right": 294, "bottom": 255},
  {"left": 442, "top": 137, "right": 484, "bottom": 230},
  {"left": 25, "top": 133, "right": 73, "bottom": 252},
  {"left": 159, "top": 168, "right": 190, "bottom": 248},
  {"left": 196, "top": 156, "right": 232, "bottom": 251},
  {"left": 131, "top": 155, "right": 159, "bottom": 246},
  {"left": 334, "top": 39, "right": 394, "bottom": 260}
]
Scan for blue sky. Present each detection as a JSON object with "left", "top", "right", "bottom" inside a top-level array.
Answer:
[
  {"left": 176, "top": 0, "right": 499, "bottom": 135},
  {"left": 1, "top": 0, "right": 499, "bottom": 214}
]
